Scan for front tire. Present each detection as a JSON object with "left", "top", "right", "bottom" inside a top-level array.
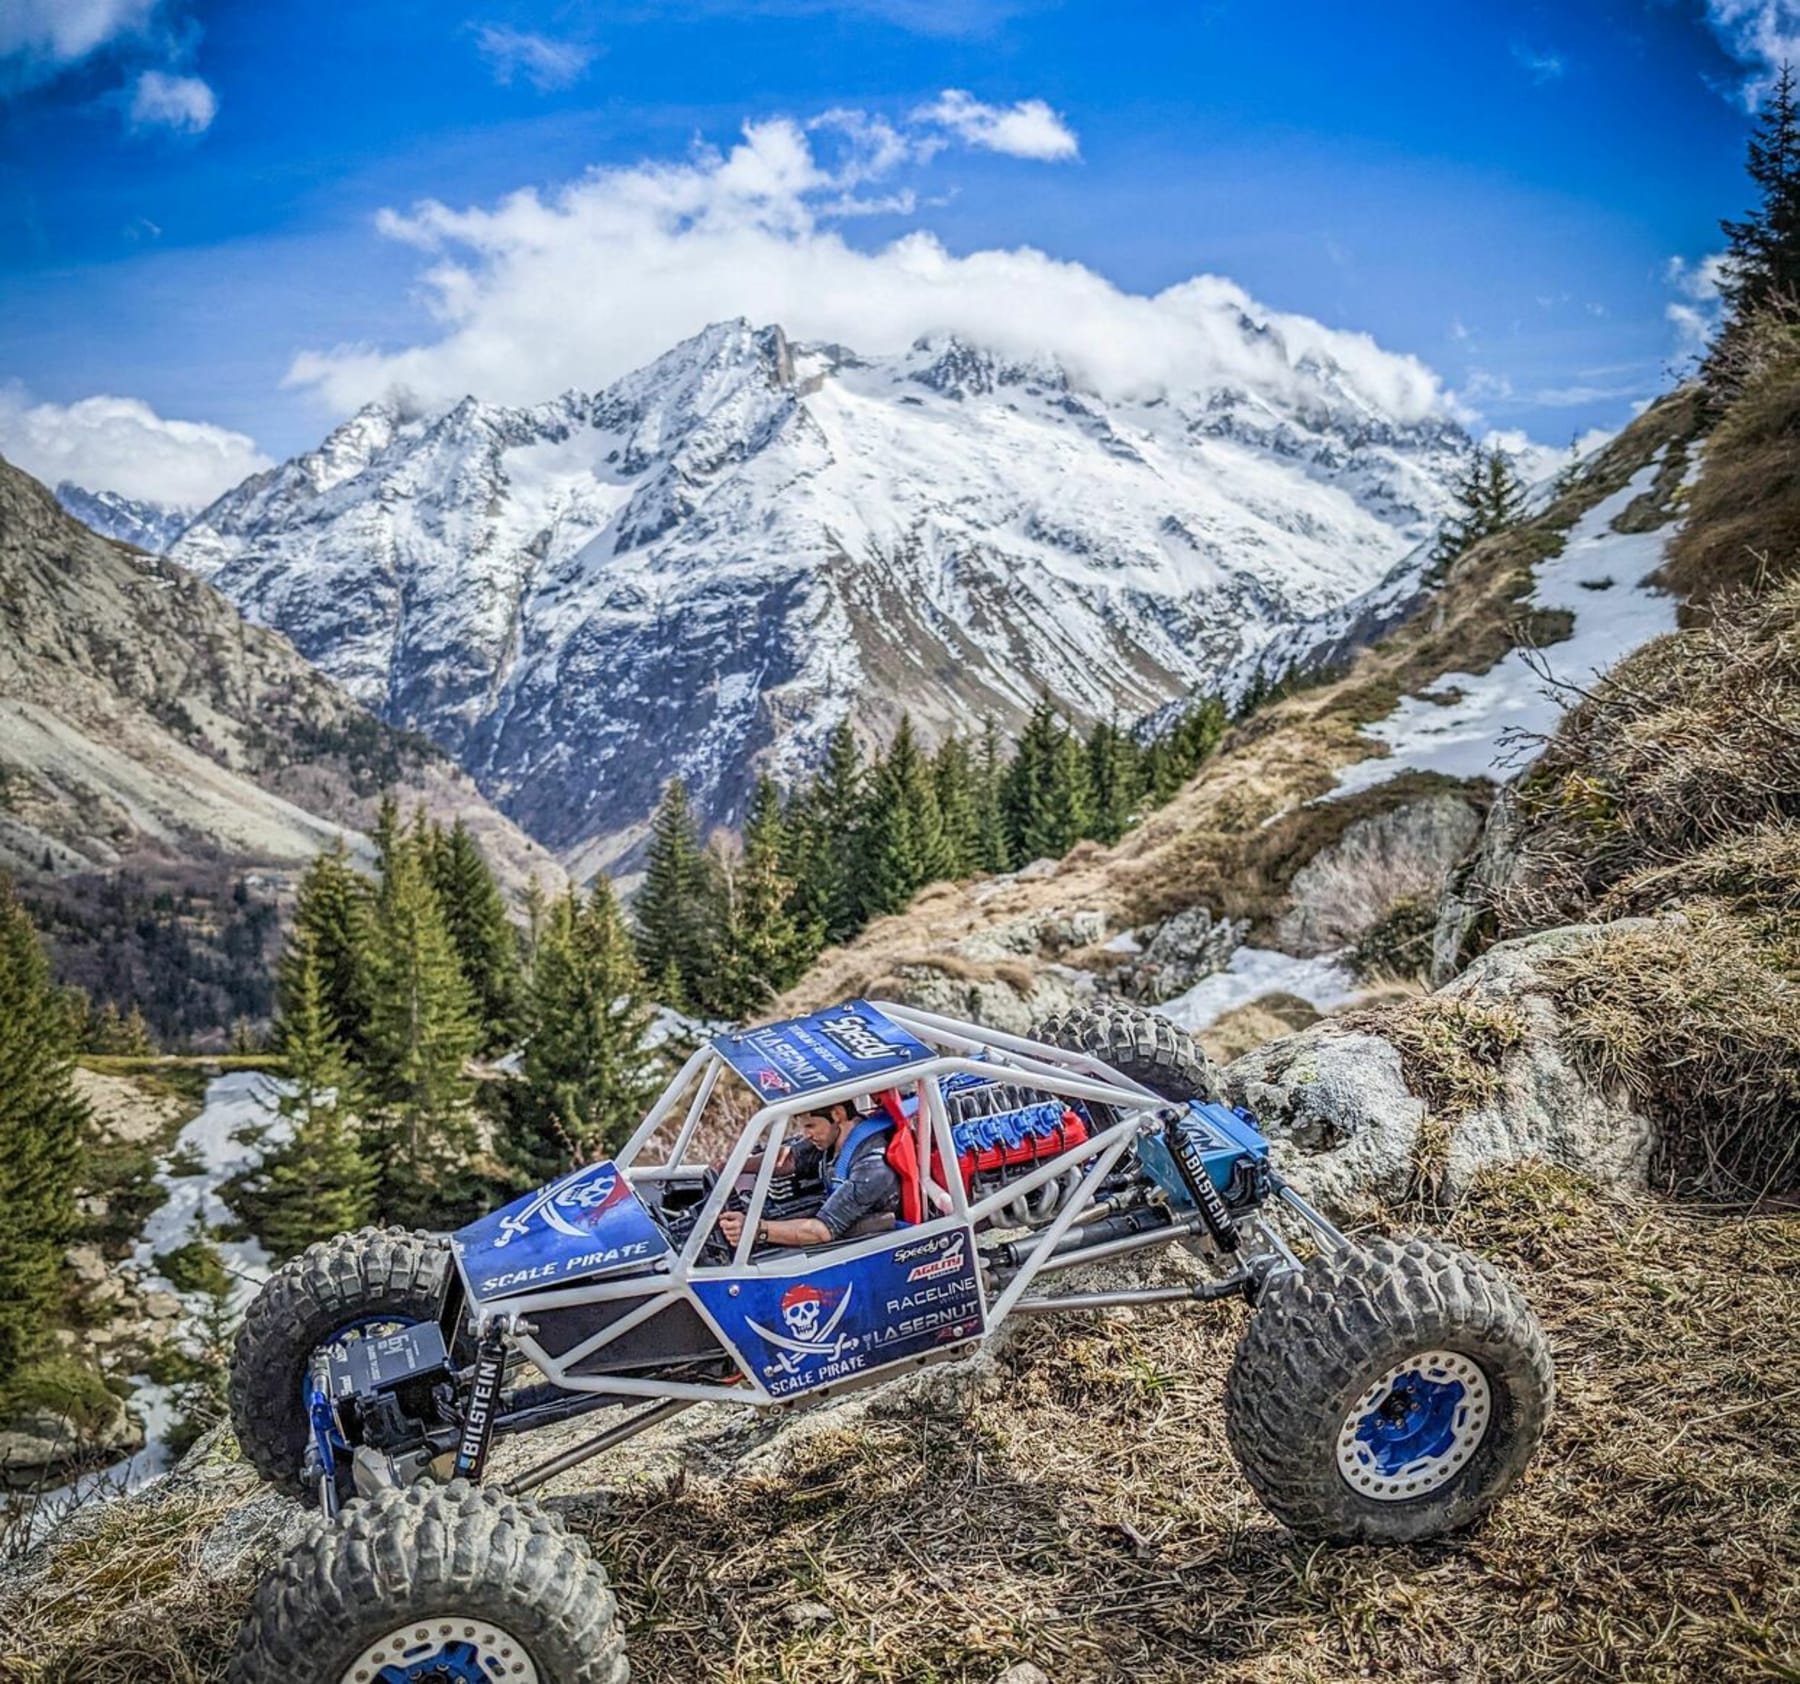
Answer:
[
  {"left": 1224, "top": 1237, "right": 1553, "bottom": 1542},
  {"left": 228, "top": 1226, "right": 458, "bottom": 1499},
  {"left": 227, "top": 1481, "right": 628, "bottom": 1684}
]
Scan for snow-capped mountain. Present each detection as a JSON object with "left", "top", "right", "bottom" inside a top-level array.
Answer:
[
  {"left": 172, "top": 318, "right": 1470, "bottom": 872},
  {"left": 55, "top": 482, "right": 194, "bottom": 555}
]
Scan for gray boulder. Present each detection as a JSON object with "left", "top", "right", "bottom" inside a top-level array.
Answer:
[
  {"left": 1276, "top": 791, "right": 1483, "bottom": 957},
  {"left": 1119, "top": 905, "right": 1247, "bottom": 1000},
  {"left": 1223, "top": 922, "right": 1655, "bottom": 1218}
]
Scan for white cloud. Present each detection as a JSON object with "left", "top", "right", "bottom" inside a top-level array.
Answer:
[
  {"left": 0, "top": 0, "right": 157, "bottom": 66},
  {"left": 1702, "top": 1, "right": 1800, "bottom": 104},
  {"left": 1667, "top": 252, "right": 1730, "bottom": 302},
  {"left": 1511, "top": 44, "right": 1566, "bottom": 83},
  {"left": 912, "top": 89, "right": 1079, "bottom": 160},
  {"left": 0, "top": 388, "right": 270, "bottom": 507},
  {"left": 289, "top": 110, "right": 1450, "bottom": 428},
  {"left": 1461, "top": 368, "right": 1514, "bottom": 403},
  {"left": 129, "top": 69, "right": 216, "bottom": 133},
  {"left": 1485, "top": 425, "right": 1614, "bottom": 487},
  {"left": 473, "top": 24, "right": 594, "bottom": 92},
  {"left": 1529, "top": 381, "right": 1644, "bottom": 407},
  {"left": 1666, "top": 252, "right": 1731, "bottom": 354}
]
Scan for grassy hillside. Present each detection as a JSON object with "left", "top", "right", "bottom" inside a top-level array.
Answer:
[{"left": 6, "top": 1168, "right": 1796, "bottom": 1682}]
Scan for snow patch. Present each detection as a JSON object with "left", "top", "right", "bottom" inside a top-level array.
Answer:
[
  {"left": 1330, "top": 455, "right": 1679, "bottom": 798},
  {"left": 1158, "top": 946, "right": 1360, "bottom": 1034}
]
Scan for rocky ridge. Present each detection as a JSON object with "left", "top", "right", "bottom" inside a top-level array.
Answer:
[
  {"left": 170, "top": 318, "right": 1470, "bottom": 871},
  {"left": 0, "top": 455, "right": 557, "bottom": 895}
]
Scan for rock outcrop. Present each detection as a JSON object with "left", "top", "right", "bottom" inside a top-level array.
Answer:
[{"left": 1224, "top": 922, "right": 1655, "bottom": 1217}]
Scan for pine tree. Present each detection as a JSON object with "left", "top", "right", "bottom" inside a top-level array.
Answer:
[
  {"left": 807, "top": 723, "right": 869, "bottom": 943},
  {"left": 858, "top": 716, "right": 954, "bottom": 919},
  {"left": 427, "top": 820, "right": 523, "bottom": 1057},
  {"left": 1426, "top": 447, "right": 1527, "bottom": 580},
  {"left": 505, "top": 879, "right": 657, "bottom": 1183},
  {"left": 84, "top": 999, "right": 155, "bottom": 1056},
  {"left": 931, "top": 734, "right": 983, "bottom": 877},
  {"left": 520, "top": 875, "right": 549, "bottom": 987},
  {"left": 713, "top": 778, "right": 814, "bottom": 1015},
  {"left": 371, "top": 793, "right": 402, "bottom": 880},
  {"left": 1427, "top": 450, "right": 1489, "bottom": 579},
  {"left": 0, "top": 875, "right": 86, "bottom": 1382},
  {"left": 362, "top": 829, "right": 481, "bottom": 1228},
  {"left": 1000, "top": 697, "right": 1063, "bottom": 864},
  {"left": 1140, "top": 733, "right": 1180, "bottom": 804},
  {"left": 974, "top": 716, "right": 1012, "bottom": 873},
  {"left": 633, "top": 778, "right": 711, "bottom": 1008},
  {"left": 229, "top": 929, "right": 375, "bottom": 1259},
  {"left": 1167, "top": 696, "right": 1229, "bottom": 782},
  {"left": 1085, "top": 717, "right": 1141, "bottom": 844},
  {"left": 280, "top": 836, "right": 375, "bottom": 1065},
  {"left": 1480, "top": 450, "right": 1528, "bottom": 531},
  {"left": 1718, "top": 64, "right": 1800, "bottom": 327},
  {"left": 1043, "top": 725, "right": 1097, "bottom": 856}
]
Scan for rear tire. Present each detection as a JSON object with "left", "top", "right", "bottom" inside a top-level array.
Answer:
[
  {"left": 1032, "top": 1002, "right": 1221, "bottom": 1102},
  {"left": 228, "top": 1227, "right": 459, "bottom": 1500},
  {"left": 1224, "top": 1237, "right": 1553, "bottom": 1542},
  {"left": 226, "top": 1480, "right": 628, "bottom": 1684}
]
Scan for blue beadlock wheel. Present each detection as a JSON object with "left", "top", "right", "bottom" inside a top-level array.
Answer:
[
  {"left": 1224, "top": 1237, "right": 1554, "bottom": 1543},
  {"left": 341, "top": 1616, "right": 539, "bottom": 1684},
  {"left": 227, "top": 1482, "right": 628, "bottom": 1684},
  {"left": 1335, "top": 1348, "right": 1492, "bottom": 1501}
]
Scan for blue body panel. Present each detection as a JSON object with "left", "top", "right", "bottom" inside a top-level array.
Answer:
[
  {"left": 712, "top": 999, "right": 934, "bottom": 1100},
  {"left": 692, "top": 1225, "right": 985, "bottom": 1400},
  {"left": 452, "top": 1161, "right": 670, "bottom": 1306}
]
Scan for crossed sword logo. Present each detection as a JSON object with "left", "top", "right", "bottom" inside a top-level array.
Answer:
[
  {"left": 748, "top": 1288, "right": 858, "bottom": 1376},
  {"left": 493, "top": 1165, "right": 617, "bottom": 1249}
]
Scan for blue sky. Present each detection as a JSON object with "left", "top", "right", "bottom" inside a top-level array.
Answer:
[{"left": 0, "top": 0, "right": 1783, "bottom": 502}]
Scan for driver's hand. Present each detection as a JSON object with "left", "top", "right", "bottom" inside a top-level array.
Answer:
[{"left": 718, "top": 1211, "right": 745, "bottom": 1245}]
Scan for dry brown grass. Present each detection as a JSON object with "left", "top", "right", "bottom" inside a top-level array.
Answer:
[
  {"left": 11, "top": 1169, "right": 1796, "bottom": 1684},
  {"left": 1546, "top": 910, "right": 1800, "bottom": 1201},
  {"left": 1336, "top": 994, "right": 1529, "bottom": 1213},
  {"left": 1495, "top": 578, "right": 1800, "bottom": 940},
  {"left": 584, "top": 1166, "right": 1800, "bottom": 1684},
  {"left": 1339, "top": 995, "right": 1526, "bottom": 1120},
  {"left": 1198, "top": 993, "right": 1321, "bottom": 1064},
  {"left": 0, "top": 1454, "right": 267, "bottom": 1682},
  {"left": 1661, "top": 321, "right": 1800, "bottom": 613}
]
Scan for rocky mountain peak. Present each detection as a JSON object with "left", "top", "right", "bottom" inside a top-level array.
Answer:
[
  {"left": 166, "top": 318, "right": 1472, "bottom": 873},
  {"left": 52, "top": 482, "right": 194, "bottom": 556}
]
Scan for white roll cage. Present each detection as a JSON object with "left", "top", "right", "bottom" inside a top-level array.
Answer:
[{"left": 488, "top": 1003, "right": 1211, "bottom": 1412}]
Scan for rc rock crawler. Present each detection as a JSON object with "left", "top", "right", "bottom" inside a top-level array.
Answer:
[{"left": 226, "top": 999, "right": 1553, "bottom": 1683}]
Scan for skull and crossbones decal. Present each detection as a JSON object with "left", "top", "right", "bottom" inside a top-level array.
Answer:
[{"left": 748, "top": 1282, "right": 857, "bottom": 1374}]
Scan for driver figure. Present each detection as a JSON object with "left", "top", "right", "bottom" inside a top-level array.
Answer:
[{"left": 717, "top": 1098, "right": 900, "bottom": 1249}]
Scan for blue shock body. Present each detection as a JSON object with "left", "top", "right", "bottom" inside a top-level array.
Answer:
[{"left": 1137, "top": 1102, "right": 1271, "bottom": 1209}]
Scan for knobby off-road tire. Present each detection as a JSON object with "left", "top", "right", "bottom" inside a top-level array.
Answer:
[
  {"left": 1225, "top": 1237, "right": 1553, "bottom": 1543},
  {"left": 228, "top": 1480, "right": 628, "bottom": 1684},
  {"left": 229, "top": 1226, "right": 457, "bottom": 1500},
  {"left": 1032, "top": 1001, "right": 1221, "bottom": 1103}
]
